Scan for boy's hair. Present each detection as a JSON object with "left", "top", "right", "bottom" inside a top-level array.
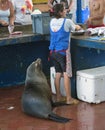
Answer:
[{"left": 53, "top": 3, "right": 64, "bottom": 18}]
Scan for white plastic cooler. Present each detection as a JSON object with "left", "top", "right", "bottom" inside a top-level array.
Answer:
[
  {"left": 50, "top": 67, "right": 66, "bottom": 96},
  {"left": 76, "top": 66, "right": 105, "bottom": 104}
]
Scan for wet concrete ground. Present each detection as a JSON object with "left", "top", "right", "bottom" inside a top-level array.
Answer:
[{"left": 0, "top": 85, "right": 105, "bottom": 130}]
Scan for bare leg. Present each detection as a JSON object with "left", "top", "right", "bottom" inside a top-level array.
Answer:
[
  {"left": 55, "top": 72, "right": 62, "bottom": 101},
  {"left": 63, "top": 72, "right": 71, "bottom": 103},
  {"left": 63, "top": 72, "right": 79, "bottom": 104}
]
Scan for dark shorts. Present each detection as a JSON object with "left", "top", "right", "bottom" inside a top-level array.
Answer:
[{"left": 50, "top": 52, "right": 66, "bottom": 73}]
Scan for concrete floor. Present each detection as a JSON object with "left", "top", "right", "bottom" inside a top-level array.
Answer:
[{"left": 0, "top": 85, "right": 105, "bottom": 130}]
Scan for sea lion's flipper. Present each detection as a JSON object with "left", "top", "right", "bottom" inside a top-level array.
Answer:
[
  {"left": 48, "top": 113, "right": 72, "bottom": 123},
  {"left": 52, "top": 101, "right": 67, "bottom": 107}
]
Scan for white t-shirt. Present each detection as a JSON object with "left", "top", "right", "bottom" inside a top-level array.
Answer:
[
  {"left": 50, "top": 18, "right": 76, "bottom": 43},
  {"left": 50, "top": 18, "right": 75, "bottom": 32},
  {"left": 11, "top": 0, "right": 33, "bottom": 25}
]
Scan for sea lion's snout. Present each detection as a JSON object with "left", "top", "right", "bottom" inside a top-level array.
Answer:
[
  {"left": 34, "top": 58, "right": 42, "bottom": 70},
  {"left": 35, "top": 58, "right": 41, "bottom": 66},
  {"left": 36, "top": 58, "right": 41, "bottom": 64}
]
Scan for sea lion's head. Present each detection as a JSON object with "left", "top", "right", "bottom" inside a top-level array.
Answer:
[
  {"left": 25, "top": 58, "right": 43, "bottom": 84},
  {"left": 27, "top": 58, "right": 42, "bottom": 75},
  {"left": 30, "top": 58, "right": 42, "bottom": 72}
]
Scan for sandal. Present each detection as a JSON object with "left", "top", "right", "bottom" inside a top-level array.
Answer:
[
  {"left": 66, "top": 99, "right": 79, "bottom": 105},
  {"left": 56, "top": 96, "right": 66, "bottom": 102}
]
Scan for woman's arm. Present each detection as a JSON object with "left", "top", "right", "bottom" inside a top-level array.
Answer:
[
  {"left": 67, "top": 0, "right": 73, "bottom": 12},
  {"left": 9, "top": 1, "right": 15, "bottom": 25},
  {"left": 48, "top": 0, "right": 54, "bottom": 9}
]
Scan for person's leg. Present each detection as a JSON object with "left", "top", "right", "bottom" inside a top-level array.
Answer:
[
  {"left": 51, "top": 53, "right": 64, "bottom": 101},
  {"left": 63, "top": 72, "right": 71, "bottom": 103},
  {"left": 55, "top": 72, "right": 62, "bottom": 101},
  {"left": 63, "top": 72, "right": 79, "bottom": 104}
]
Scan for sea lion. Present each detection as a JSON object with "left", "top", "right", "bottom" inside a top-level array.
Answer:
[{"left": 21, "top": 58, "right": 70, "bottom": 123}]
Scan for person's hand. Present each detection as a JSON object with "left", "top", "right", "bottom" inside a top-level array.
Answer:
[
  {"left": 86, "top": 17, "right": 92, "bottom": 25},
  {"left": 8, "top": 25, "right": 14, "bottom": 34},
  {"left": 0, "top": 20, "right": 8, "bottom": 26},
  {"left": 66, "top": 8, "right": 70, "bottom": 13},
  {"left": 75, "top": 25, "right": 82, "bottom": 31},
  {"left": 25, "top": 0, "right": 33, "bottom": 12}
]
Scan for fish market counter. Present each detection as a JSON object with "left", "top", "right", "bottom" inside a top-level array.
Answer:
[
  {"left": 71, "top": 35, "right": 105, "bottom": 97},
  {"left": 1, "top": 26, "right": 105, "bottom": 97},
  {"left": 0, "top": 25, "right": 50, "bottom": 88}
]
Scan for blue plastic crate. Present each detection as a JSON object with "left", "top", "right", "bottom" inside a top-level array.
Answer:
[{"left": 31, "top": 13, "right": 51, "bottom": 34}]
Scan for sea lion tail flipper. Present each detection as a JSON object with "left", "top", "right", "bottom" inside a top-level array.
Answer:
[
  {"left": 52, "top": 101, "right": 67, "bottom": 107},
  {"left": 48, "top": 113, "right": 72, "bottom": 123}
]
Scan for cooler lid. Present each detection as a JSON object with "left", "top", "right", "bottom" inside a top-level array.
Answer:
[{"left": 76, "top": 66, "right": 105, "bottom": 79}]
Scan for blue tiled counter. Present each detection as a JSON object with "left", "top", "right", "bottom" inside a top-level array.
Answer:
[
  {"left": 0, "top": 26, "right": 50, "bottom": 87},
  {"left": 1, "top": 26, "right": 105, "bottom": 98},
  {"left": 71, "top": 35, "right": 105, "bottom": 97}
]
